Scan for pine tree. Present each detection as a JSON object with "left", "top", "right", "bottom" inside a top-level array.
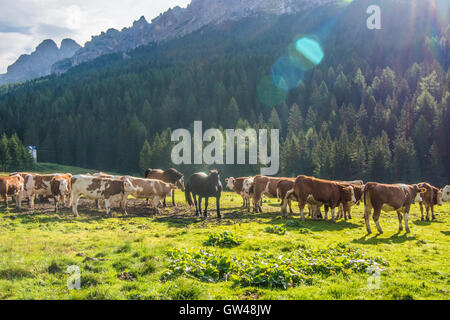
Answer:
[
  {"left": 139, "top": 140, "right": 153, "bottom": 173},
  {"left": 0, "top": 134, "right": 11, "bottom": 172}
]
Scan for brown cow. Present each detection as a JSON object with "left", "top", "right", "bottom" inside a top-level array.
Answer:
[
  {"left": 145, "top": 168, "right": 184, "bottom": 206},
  {"left": 276, "top": 179, "right": 298, "bottom": 217},
  {"left": 363, "top": 182, "right": 426, "bottom": 234},
  {"left": 247, "top": 175, "right": 295, "bottom": 213},
  {"left": 50, "top": 174, "right": 73, "bottom": 212},
  {"left": 0, "top": 175, "right": 24, "bottom": 209},
  {"left": 417, "top": 182, "right": 443, "bottom": 221},
  {"left": 289, "top": 175, "right": 356, "bottom": 222}
]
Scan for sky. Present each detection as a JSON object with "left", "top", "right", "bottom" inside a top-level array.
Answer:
[{"left": 0, "top": 0, "right": 192, "bottom": 73}]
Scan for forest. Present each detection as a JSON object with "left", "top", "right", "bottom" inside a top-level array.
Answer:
[{"left": 0, "top": 0, "right": 448, "bottom": 185}]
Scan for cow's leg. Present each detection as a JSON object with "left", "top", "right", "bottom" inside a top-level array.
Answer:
[
  {"left": 105, "top": 199, "right": 111, "bottom": 217},
  {"left": 72, "top": 195, "right": 80, "bottom": 217},
  {"left": 373, "top": 210, "right": 383, "bottom": 234},
  {"left": 29, "top": 194, "right": 35, "bottom": 209},
  {"left": 151, "top": 197, "right": 160, "bottom": 215},
  {"left": 426, "top": 205, "right": 430, "bottom": 221},
  {"left": 17, "top": 191, "right": 22, "bottom": 210},
  {"left": 203, "top": 197, "right": 209, "bottom": 217},
  {"left": 419, "top": 202, "right": 424, "bottom": 221},
  {"left": 431, "top": 205, "right": 436, "bottom": 220},
  {"left": 404, "top": 207, "right": 411, "bottom": 233},
  {"left": 337, "top": 204, "right": 343, "bottom": 220},
  {"left": 54, "top": 196, "right": 59, "bottom": 212},
  {"left": 397, "top": 211, "right": 403, "bottom": 231},
  {"left": 288, "top": 199, "right": 294, "bottom": 215},
  {"left": 347, "top": 207, "right": 352, "bottom": 220},
  {"left": 2, "top": 193, "right": 8, "bottom": 210},
  {"left": 364, "top": 205, "right": 372, "bottom": 234},
  {"left": 121, "top": 196, "right": 128, "bottom": 216},
  {"left": 216, "top": 195, "right": 221, "bottom": 219},
  {"left": 299, "top": 200, "right": 306, "bottom": 221},
  {"left": 324, "top": 206, "right": 329, "bottom": 221},
  {"left": 330, "top": 207, "right": 336, "bottom": 223},
  {"left": 163, "top": 196, "right": 168, "bottom": 208}
]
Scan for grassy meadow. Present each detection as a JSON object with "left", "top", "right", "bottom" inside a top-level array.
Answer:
[{"left": 0, "top": 190, "right": 448, "bottom": 300}]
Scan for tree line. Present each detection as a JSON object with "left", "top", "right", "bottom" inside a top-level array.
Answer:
[{"left": 0, "top": 133, "right": 34, "bottom": 172}]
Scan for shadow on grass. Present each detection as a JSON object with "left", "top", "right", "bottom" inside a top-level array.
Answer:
[
  {"left": 441, "top": 231, "right": 450, "bottom": 236},
  {"left": 352, "top": 232, "right": 417, "bottom": 244},
  {"left": 412, "top": 219, "right": 444, "bottom": 226}
]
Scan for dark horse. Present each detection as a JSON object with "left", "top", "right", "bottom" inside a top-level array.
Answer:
[
  {"left": 185, "top": 170, "right": 222, "bottom": 218},
  {"left": 145, "top": 168, "right": 185, "bottom": 206}
]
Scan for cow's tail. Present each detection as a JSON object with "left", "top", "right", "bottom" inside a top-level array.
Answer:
[
  {"left": 363, "top": 184, "right": 369, "bottom": 206},
  {"left": 285, "top": 188, "right": 295, "bottom": 200},
  {"left": 185, "top": 184, "right": 194, "bottom": 206}
]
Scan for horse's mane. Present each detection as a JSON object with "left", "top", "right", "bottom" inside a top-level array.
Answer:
[{"left": 165, "top": 168, "right": 184, "bottom": 180}]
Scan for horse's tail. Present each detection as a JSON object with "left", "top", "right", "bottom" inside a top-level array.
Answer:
[{"left": 185, "top": 184, "right": 194, "bottom": 206}]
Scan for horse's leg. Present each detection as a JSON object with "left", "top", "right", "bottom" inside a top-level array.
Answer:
[
  {"left": 204, "top": 197, "right": 209, "bottom": 217},
  {"left": 198, "top": 196, "right": 203, "bottom": 217},
  {"left": 216, "top": 195, "right": 221, "bottom": 219},
  {"left": 193, "top": 193, "right": 199, "bottom": 216}
]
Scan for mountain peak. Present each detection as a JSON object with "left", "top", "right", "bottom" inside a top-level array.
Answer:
[
  {"left": 36, "top": 39, "right": 58, "bottom": 52},
  {"left": 0, "top": 38, "right": 81, "bottom": 85}
]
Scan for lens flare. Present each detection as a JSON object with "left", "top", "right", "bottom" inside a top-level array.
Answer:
[
  {"left": 271, "top": 56, "right": 305, "bottom": 90},
  {"left": 257, "top": 76, "right": 288, "bottom": 107},
  {"left": 295, "top": 38, "right": 324, "bottom": 66}
]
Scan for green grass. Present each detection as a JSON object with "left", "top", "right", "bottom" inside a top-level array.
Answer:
[{"left": 0, "top": 191, "right": 448, "bottom": 300}]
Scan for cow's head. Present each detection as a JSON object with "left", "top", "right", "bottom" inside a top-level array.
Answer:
[
  {"left": 226, "top": 177, "right": 235, "bottom": 190},
  {"left": 441, "top": 186, "right": 450, "bottom": 202},
  {"left": 242, "top": 177, "right": 254, "bottom": 194},
  {"left": 122, "top": 178, "right": 136, "bottom": 195},
  {"left": 339, "top": 186, "right": 356, "bottom": 203},
  {"left": 412, "top": 184, "right": 426, "bottom": 203},
  {"left": 59, "top": 179, "right": 69, "bottom": 195}
]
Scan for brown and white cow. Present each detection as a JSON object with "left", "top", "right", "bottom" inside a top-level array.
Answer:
[
  {"left": 336, "top": 182, "right": 364, "bottom": 220},
  {"left": 417, "top": 182, "right": 443, "bottom": 221},
  {"left": 363, "top": 182, "right": 426, "bottom": 234},
  {"left": 121, "top": 176, "right": 176, "bottom": 214},
  {"left": 23, "top": 173, "right": 67, "bottom": 209},
  {"left": 246, "top": 175, "right": 296, "bottom": 213},
  {"left": 145, "top": 168, "right": 184, "bottom": 206},
  {"left": 71, "top": 175, "right": 136, "bottom": 217},
  {"left": 0, "top": 174, "right": 24, "bottom": 209},
  {"left": 226, "top": 177, "right": 251, "bottom": 209},
  {"left": 289, "top": 175, "right": 356, "bottom": 222},
  {"left": 50, "top": 174, "right": 73, "bottom": 212}
]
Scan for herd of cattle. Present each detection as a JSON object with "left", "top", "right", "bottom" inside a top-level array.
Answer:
[{"left": 1, "top": 168, "right": 449, "bottom": 235}]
